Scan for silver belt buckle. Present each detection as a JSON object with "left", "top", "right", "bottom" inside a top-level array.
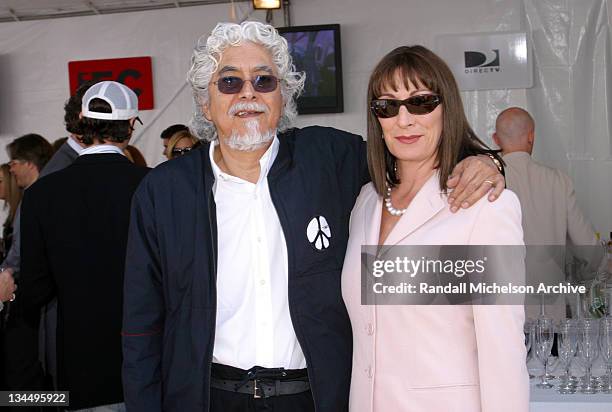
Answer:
[{"left": 253, "top": 379, "right": 262, "bottom": 398}]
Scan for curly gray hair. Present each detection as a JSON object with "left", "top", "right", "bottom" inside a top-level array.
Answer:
[{"left": 187, "top": 21, "right": 305, "bottom": 141}]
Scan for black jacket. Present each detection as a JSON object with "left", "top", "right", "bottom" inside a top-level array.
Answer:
[
  {"left": 19, "top": 153, "right": 149, "bottom": 410},
  {"left": 122, "top": 126, "right": 369, "bottom": 412}
]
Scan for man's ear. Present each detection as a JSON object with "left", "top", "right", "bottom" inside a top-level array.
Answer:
[
  {"left": 202, "top": 101, "right": 212, "bottom": 121},
  {"left": 492, "top": 132, "right": 500, "bottom": 148},
  {"left": 527, "top": 129, "right": 535, "bottom": 146}
]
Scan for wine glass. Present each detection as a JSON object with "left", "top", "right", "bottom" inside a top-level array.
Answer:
[
  {"left": 524, "top": 320, "right": 534, "bottom": 356},
  {"left": 578, "top": 319, "right": 600, "bottom": 394},
  {"left": 524, "top": 319, "right": 536, "bottom": 378},
  {"left": 600, "top": 317, "right": 612, "bottom": 393},
  {"left": 556, "top": 319, "right": 578, "bottom": 393},
  {"left": 535, "top": 317, "right": 555, "bottom": 389}
]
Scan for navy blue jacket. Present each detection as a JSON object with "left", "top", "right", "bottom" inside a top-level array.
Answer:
[{"left": 122, "top": 126, "right": 369, "bottom": 412}]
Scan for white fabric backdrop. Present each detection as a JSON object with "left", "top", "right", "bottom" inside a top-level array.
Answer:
[
  {"left": 523, "top": 0, "right": 612, "bottom": 242},
  {"left": 0, "top": 0, "right": 609, "bottom": 235}
]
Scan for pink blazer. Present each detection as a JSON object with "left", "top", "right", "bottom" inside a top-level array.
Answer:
[{"left": 341, "top": 174, "right": 529, "bottom": 412}]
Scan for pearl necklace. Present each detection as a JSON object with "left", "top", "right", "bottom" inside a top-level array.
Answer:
[{"left": 384, "top": 184, "right": 408, "bottom": 216}]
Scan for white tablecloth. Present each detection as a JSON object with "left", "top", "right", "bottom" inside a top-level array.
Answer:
[
  {"left": 528, "top": 355, "right": 612, "bottom": 411},
  {"left": 530, "top": 381, "right": 612, "bottom": 411}
]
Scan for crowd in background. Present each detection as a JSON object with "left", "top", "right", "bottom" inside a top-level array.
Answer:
[
  {"left": 0, "top": 103, "right": 205, "bottom": 268},
  {"left": 0, "top": 79, "right": 202, "bottom": 412}
]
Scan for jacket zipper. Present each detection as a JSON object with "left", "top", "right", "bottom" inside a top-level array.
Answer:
[
  {"left": 205, "top": 187, "right": 218, "bottom": 412},
  {"left": 268, "top": 179, "right": 319, "bottom": 410}
]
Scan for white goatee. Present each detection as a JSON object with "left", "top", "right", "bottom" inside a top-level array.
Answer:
[{"left": 224, "top": 102, "right": 275, "bottom": 152}]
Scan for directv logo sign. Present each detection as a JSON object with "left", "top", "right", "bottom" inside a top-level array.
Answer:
[
  {"left": 464, "top": 50, "right": 500, "bottom": 74},
  {"left": 435, "top": 32, "right": 531, "bottom": 90}
]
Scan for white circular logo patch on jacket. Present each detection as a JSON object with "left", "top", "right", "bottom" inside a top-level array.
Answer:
[{"left": 306, "top": 216, "right": 332, "bottom": 251}]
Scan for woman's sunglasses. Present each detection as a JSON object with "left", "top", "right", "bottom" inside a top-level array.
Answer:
[
  {"left": 171, "top": 140, "right": 202, "bottom": 157},
  {"left": 214, "top": 75, "right": 279, "bottom": 94},
  {"left": 171, "top": 147, "right": 193, "bottom": 156},
  {"left": 370, "top": 94, "right": 442, "bottom": 118}
]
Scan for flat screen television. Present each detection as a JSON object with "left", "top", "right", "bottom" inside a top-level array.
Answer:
[{"left": 278, "top": 24, "right": 344, "bottom": 114}]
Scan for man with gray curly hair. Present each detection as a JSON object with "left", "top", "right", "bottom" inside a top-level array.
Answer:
[
  {"left": 122, "top": 21, "right": 505, "bottom": 412},
  {"left": 187, "top": 21, "right": 303, "bottom": 147}
]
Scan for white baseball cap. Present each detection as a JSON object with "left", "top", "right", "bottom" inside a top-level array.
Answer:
[{"left": 81, "top": 81, "right": 139, "bottom": 120}]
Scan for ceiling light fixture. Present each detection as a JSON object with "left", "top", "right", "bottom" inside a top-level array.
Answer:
[{"left": 252, "top": 0, "right": 281, "bottom": 10}]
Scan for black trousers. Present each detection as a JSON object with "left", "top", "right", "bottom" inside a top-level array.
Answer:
[
  {"left": 1, "top": 300, "right": 48, "bottom": 412},
  {"left": 209, "top": 364, "right": 315, "bottom": 412}
]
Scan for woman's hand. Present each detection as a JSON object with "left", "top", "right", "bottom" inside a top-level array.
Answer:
[{"left": 446, "top": 154, "right": 505, "bottom": 213}]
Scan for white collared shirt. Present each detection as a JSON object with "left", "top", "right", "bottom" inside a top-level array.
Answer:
[
  {"left": 67, "top": 136, "right": 85, "bottom": 155},
  {"left": 79, "top": 144, "right": 126, "bottom": 157},
  {"left": 210, "top": 138, "right": 306, "bottom": 370}
]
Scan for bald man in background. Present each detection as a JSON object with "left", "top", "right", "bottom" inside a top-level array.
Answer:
[{"left": 493, "top": 107, "right": 599, "bottom": 319}]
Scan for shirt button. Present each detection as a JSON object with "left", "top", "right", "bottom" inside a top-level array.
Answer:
[
  {"left": 367, "top": 366, "right": 373, "bottom": 379},
  {"left": 366, "top": 323, "right": 374, "bottom": 335},
  {"left": 260, "top": 279, "right": 266, "bottom": 286},
  {"left": 257, "top": 237, "right": 262, "bottom": 243}
]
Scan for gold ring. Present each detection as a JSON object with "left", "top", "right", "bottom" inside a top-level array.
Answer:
[{"left": 483, "top": 179, "right": 495, "bottom": 185}]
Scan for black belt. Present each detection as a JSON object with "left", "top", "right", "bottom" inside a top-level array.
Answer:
[{"left": 210, "top": 363, "right": 310, "bottom": 399}]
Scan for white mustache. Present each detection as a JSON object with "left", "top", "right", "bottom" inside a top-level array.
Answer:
[{"left": 228, "top": 102, "right": 267, "bottom": 116}]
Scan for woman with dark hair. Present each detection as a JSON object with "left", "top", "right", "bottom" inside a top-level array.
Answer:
[
  {"left": 341, "top": 46, "right": 528, "bottom": 411},
  {"left": 0, "top": 164, "right": 21, "bottom": 259}
]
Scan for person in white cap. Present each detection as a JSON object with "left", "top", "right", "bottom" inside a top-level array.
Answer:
[{"left": 16, "top": 81, "right": 149, "bottom": 412}]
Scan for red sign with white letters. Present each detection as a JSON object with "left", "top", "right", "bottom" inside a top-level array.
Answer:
[{"left": 68, "top": 56, "right": 154, "bottom": 110}]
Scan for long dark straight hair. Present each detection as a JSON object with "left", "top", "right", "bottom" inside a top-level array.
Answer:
[{"left": 366, "top": 45, "right": 491, "bottom": 196}]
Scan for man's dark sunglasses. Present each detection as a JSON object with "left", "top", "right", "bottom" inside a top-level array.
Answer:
[
  {"left": 370, "top": 94, "right": 442, "bottom": 118},
  {"left": 214, "top": 75, "right": 279, "bottom": 94}
]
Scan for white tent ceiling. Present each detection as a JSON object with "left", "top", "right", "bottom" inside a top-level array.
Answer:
[{"left": 0, "top": 0, "right": 238, "bottom": 22}]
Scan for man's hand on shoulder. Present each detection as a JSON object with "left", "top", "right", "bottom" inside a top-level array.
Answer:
[{"left": 446, "top": 154, "right": 505, "bottom": 213}]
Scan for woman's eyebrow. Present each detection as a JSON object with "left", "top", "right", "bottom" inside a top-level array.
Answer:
[{"left": 409, "top": 88, "right": 431, "bottom": 96}]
